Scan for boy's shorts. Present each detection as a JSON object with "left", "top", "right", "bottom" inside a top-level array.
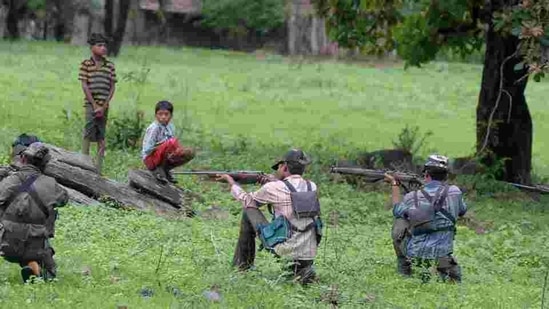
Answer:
[
  {"left": 83, "top": 102, "right": 108, "bottom": 142},
  {"left": 143, "top": 138, "right": 194, "bottom": 170}
]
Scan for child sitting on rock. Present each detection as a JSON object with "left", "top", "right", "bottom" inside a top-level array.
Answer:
[{"left": 141, "top": 101, "right": 195, "bottom": 184}]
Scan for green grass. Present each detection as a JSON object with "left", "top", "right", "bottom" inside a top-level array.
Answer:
[{"left": 0, "top": 40, "right": 549, "bottom": 308}]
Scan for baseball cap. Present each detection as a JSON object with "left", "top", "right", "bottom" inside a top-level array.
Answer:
[{"left": 271, "top": 149, "right": 312, "bottom": 170}]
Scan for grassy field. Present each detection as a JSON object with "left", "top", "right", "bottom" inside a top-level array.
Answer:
[{"left": 0, "top": 41, "right": 549, "bottom": 308}]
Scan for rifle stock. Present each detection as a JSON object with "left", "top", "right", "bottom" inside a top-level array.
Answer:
[{"left": 173, "top": 170, "right": 267, "bottom": 185}]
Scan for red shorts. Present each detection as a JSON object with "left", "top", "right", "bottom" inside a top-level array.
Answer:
[{"left": 143, "top": 138, "right": 194, "bottom": 170}]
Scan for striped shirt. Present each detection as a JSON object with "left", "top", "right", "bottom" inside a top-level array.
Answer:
[
  {"left": 231, "top": 175, "right": 319, "bottom": 260},
  {"left": 393, "top": 181, "right": 468, "bottom": 259},
  {"left": 78, "top": 57, "right": 117, "bottom": 102}
]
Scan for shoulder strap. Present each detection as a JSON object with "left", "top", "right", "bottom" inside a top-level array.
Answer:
[
  {"left": 421, "top": 185, "right": 455, "bottom": 223},
  {"left": 414, "top": 191, "right": 419, "bottom": 208},
  {"left": 27, "top": 183, "right": 50, "bottom": 218},
  {"left": 15, "top": 173, "right": 49, "bottom": 218},
  {"left": 306, "top": 180, "right": 312, "bottom": 192},
  {"left": 282, "top": 180, "right": 297, "bottom": 193},
  {"left": 436, "top": 186, "right": 455, "bottom": 223},
  {"left": 420, "top": 185, "right": 445, "bottom": 206}
]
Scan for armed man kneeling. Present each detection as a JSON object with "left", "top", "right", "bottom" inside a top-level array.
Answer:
[
  {"left": 216, "top": 149, "right": 322, "bottom": 284},
  {"left": 0, "top": 143, "right": 68, "bottom": 283},
  {"left": 385, "top": 155, "right": 467, "bottom": 283}
]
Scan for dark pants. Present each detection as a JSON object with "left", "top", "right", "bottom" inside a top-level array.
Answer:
[
  {"left": 232, "top": 208, "right": 316, "bottom": 283},
  {"left": 392, "top": 219, "right": 462, "bottom": 282},
  {"left": 414, "top": 256, "right": 462, "bottom": 283},
  {"left": 83, "top": 102, "right": 108, "bottom": 142},
  {"left": 392, "top": 218, "right": 412, "bottom": 275},
  {"left": 3, "top": 238, "right": 56, "bottom": 280}
]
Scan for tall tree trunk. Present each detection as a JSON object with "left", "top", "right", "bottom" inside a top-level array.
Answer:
[
  {"left": 6, "top": 0, "right": 19, "bottom": 39},
  {"left": 109, "top": 0, "right": 130, "bottom": 57},
  {"left": 476, "top": 1, "right": 532, "bottom": 184},
  {"left": 104, "top": 0, "right": 113, "bottom": 37}
]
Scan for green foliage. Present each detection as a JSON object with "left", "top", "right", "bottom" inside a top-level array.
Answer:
[
  {"left": 106, "top": 110, "right": 146, "bottom": 151},
  {"left": 0, "top": 41, "right": 549, "bottom": 307},
  {"left": 392, "top": 125, "right": 433, "bottom": 157},
  {"left": 492, "top": 0, "right": 549, "bottom": 82},
  {"left": 202, "top": 0, "right": 285, "bottom": 33},
  {"left": 26, "top": 0, "right": 46, "bottom": 11},
  {"left": 314, "top": 0, "right": 546, "bottom": 78},
  {"left": 314, "top": 0, "right": 401, "bottom": 55},
  {"left": 393, "top": 14, "right": 439, "bottom": 68}
]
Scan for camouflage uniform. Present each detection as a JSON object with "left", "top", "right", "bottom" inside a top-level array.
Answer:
[{"left": 0, "top": 145, "right": 68, "bottom": 282}]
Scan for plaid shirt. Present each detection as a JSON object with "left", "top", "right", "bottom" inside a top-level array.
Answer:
[
  {"left": 231, "top": 175, "right": 319, "bottom": 260},
  {"left": 393, "top": 181, "right": 467, "bottom": 259},
  {"left": 141, "top": 121, "right": 176, "bottom": 160}
]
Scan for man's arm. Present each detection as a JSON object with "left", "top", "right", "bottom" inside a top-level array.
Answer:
[
  {"left": 217, "top": 174, "right": 277, "bottom": 208},
  {"left": 79, "top": 61, "right": 95, "bottom": 104},
  {"left": 106, "top": 63, "right": 117, "bottom": 106},
  {"left": 81, "top": 81, "right": 95, "bottom": 104}
]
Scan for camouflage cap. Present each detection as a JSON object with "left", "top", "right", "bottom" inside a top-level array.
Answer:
[
  {"left": 423, "top": 154, "right": 449, "bottom": 171},
  {"left": 12, "top": 133, "right": 41, "bottom": 155},
  {"left": 271, "top": 149, "right": 312, "bottom": 170}
]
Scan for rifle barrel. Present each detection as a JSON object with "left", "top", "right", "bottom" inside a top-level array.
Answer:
[
  {"left": 174, "top": 171, "right": 263, "bottom": 175},
  {"left": 330, "top": 167, "right": 420, "bottom": 182}
]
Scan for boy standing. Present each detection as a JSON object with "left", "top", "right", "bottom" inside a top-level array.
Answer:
[
  {"left": 142, "top": 101, "right": 195, "bottom": 184},
  {"left": 78, "top": 33, "right": 117, "bottom": 174}
]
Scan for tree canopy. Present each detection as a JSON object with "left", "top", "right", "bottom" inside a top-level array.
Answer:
[{"left": 313, "top": 0, "right": 549, "bottom": 80}]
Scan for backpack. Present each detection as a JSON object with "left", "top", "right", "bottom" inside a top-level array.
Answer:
[
  {"left": 282, "top": 180, "right": 321, "bottom": 219},
  {"left": 256, "top": 180, "right": 323, "bottom": 253},
  {"left": 0, "top": 173, "right": 52, "bottom": 259},
  {"left": 407, "top": 185, "right": 455, "bottom": 236}
]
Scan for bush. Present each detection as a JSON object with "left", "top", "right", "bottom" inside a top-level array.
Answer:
[
  {"left": 107, "top": 110, "right": 146, "bottom": 151},
  {"left": 392, "top": 125, "right": 432, "bottom": 157},
  {"left": 202, "top": 0, "right": 285, "bottom": 32}
]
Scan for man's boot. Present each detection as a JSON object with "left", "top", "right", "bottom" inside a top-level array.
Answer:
[
  {"left": 292, "top": 260, "right": 317, "bottom": 285},
  {"left": 397, "top": 257, "right": 412, "bottom": 276},
  {"left": 21, "top": 261, "right": 42, "bottom": 283},
  {"left": 41, "top": 245, "right": 57, "bottom": 281}
]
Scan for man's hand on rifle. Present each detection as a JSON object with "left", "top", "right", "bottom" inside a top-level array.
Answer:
[
  {"left": 215, "top": 174, "right": 236, "bottom": 186},
  {"left": 383, "top": 173, "right": 400, "bottom": 186},
  {"left": 384, "top": 173, "right": 402, "bottom": 205}
]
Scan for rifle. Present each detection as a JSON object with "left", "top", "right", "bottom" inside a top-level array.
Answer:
[
  {"left": 330, "top": 166, "right": 549, "bottom": 195},
  {"left": 173, "top": 170, "right": 268, "bottom": 185},
  {"left": 329, "top": 166, "right": 424, "bottom": 193}
]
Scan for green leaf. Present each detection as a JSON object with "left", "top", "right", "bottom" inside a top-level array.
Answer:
[
  {"left": 534, "top": 73, "right": 542, "bottom": 82},
  {"left": 514, "top": 62, "right": 525, "bottom": 71}
]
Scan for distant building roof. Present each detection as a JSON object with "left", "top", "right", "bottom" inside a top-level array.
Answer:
[{"left": 139, "top": 0, "right": 201, "bottom": 14}]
